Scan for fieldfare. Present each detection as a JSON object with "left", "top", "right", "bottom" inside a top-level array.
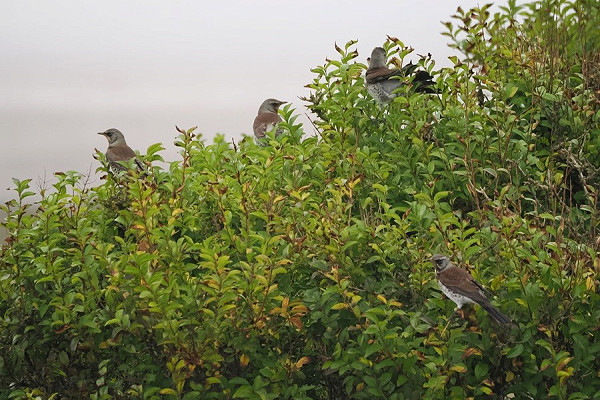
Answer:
[
  {"left": 253, "top": 98, "right": 286, "bottom": 144},
  {"left": 365, "top": 47, "right": 435, "bottom": 105},
  {"left": 98, "top": 128, "right": 144, "bottom": 173},
  {"left": 432, "top": 254, "right": 510, "bottom": 325}
]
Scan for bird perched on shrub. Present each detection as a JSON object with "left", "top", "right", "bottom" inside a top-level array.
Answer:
[
  {"left": 432, "top": 254, "right": 511, "bottom": 325},
  {"left": 253, "top": 98, "right": 286, "bottom": 145},
  {"left": 365, "top": 47, "right": 435, "bottom": 105},
  {"left": 97, "top": 128, "right": 145, "bottom": 173}
]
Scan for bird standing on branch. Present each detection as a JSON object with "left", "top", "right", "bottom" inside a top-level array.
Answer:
[
  {"left": 97, "top": 128, "right": 145, "bottom": 174},
  {"left": 365, "top": 47, "right": 435, "bottom": 105},
  {"left": 432, "top": 254, "right": 511, "bottom": 325},
  {"left": 253, "top": 98, "right": 286, "bottom": 145}
]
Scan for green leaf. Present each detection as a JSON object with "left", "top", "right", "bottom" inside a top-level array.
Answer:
[
  {"left": 365, "top": 343, "right": 383, "bottom": 358},
  {"left": 506, "top": 344, "right": 524, "bottom": 359},
  {"left": 475, "top": 362, "right": 488, "bottom": 379}
]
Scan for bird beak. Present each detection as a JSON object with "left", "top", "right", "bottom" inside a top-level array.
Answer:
[{"left": 97, "top": 132, "right": 106, "bottom": 136}]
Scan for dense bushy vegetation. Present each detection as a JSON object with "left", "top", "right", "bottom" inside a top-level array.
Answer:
[{"left": 1, "top": 0, "right": 599, "bottom": 398}]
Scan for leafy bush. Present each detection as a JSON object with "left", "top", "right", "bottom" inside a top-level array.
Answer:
[{"left": 1, "top": 0, "right": 599, "bottom": 399}]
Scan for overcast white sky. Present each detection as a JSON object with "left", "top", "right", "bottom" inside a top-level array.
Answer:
[{"left": 0, "top": 0, "right": 504, "bottom": 202}]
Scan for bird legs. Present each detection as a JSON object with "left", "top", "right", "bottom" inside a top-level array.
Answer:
[{"left": 440, "top": 308, "right": 466, "bottom": 336}]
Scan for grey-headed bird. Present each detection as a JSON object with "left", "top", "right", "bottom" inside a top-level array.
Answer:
[
  {"left": 253, "top": 99, "right": 286, "bottom": 144},
  {"left": 432, "top": 254, "right": 511, "bottom": 325},
  {"left": 98, "top": 128, "right": 144, "bottom": 173},
  {"left": 365, "top": 47, "right": 435, "bottom": 105}
]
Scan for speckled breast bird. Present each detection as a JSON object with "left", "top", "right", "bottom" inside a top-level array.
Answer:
[
  {"left": 98, "top": 128, "right": 144, "bottom": 173},
  {"left": 365, "top": 47, "right": 435, "bottom": 105},
  {"left": 253, "top": 98, "right": 286, "bottom": 144},
  {"left": 432, "top": 254, "right": 511, "bottom": 325}
]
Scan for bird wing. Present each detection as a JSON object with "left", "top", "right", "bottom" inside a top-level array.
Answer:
[
  {"left": 106, "top": 145, "right": 143, "bottom": 171},
  {"left": 365, "top": 67, "right": 402, "bottom": 84},
  {"left": 366, "top": 65, "right": 435, "bottom": 96},
  {"left": 440, "top": 267, "right": 490, "bottom": 305},
  {"left": 253, "top": 112, "right": 282, "bottom": 138},
  {"left": 106, "top": 145, "right": 137, "bottom": 162}
]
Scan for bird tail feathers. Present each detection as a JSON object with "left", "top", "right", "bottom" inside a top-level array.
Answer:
[
  {"left": 401, "top": 63, "right": 436, "bottom": 93},
  {"left": 481, "top": 302, "right": 511, "bottom": 325}
]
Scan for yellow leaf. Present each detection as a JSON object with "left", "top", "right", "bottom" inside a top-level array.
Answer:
[
  {"left": 159, "top": 388, "right": 178, "bottom": 395},
  {"left": 506, "top": 371, "right": 515, "bottom": 382},
  {"left": 557, "top": 357, "right": 573, "bottom": 371},
  {"left": 269, "top": 307, "right": 284, "bottom": 315},
  {"left": 204, "top": 279, "right": 219, "bottom": 289},
  {"left": 377, "top": 294, "right": 387, "bottom": 304},
  {"left": 291, "top": 305, "right": 308, "bottom": 314},
  {"left": 450, "top": 365, "right": 467, "bottom": 373},
  {"left": 462, "top": 347, "right": 483, "bottom": 359},
  {"left": 480, "top": 387, "right": 493, "bottom": 395},
  {"left": 240, "top": 354, "right": 250, "bottom": 368},
  {"left": 586, "top": 276, "right": 595, "bottom": 292},
  {"left": 295, "top": 356, "right": 310, "bottom": 369},
  {"left": 515, "top": 298, "right": 528, "bottom": 308},
  {"left": 289, "top": 316, "right": 303, "bottom": 329},
  {"left": 348, "top": 177, "right": 362, "bottom": 189},
  {"left": 331, "top": 303, "right": 348, "bottom": 310},
  {"left": 176, "top": 380, "right": 185, "bottom": 394}
]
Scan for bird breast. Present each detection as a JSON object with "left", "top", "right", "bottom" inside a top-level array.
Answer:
[
  {"left": 438, "top": 282, "right": 475, "bottom": 308},
  {"left": 366, "top": 82, "right": 395, "bottom": 104}
]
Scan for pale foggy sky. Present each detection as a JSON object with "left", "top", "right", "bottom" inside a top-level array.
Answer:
[{"left": 0, "top": 0, "right": 504, "bottom": 202}]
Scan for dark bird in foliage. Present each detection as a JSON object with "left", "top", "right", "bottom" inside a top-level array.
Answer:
[
  {"left": 253, "top": 98, "right": 286, "bottom": 144},
  {"left": 365, "top": 47, "right": 435, "bottom": 105},
  {"left": 98, "top": 128, "right": 144, "bottom": 173},
  {"left": 432, "top": 254, "right": 511, "bottom": 325}
]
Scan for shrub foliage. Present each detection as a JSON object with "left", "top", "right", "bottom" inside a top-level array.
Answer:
[{"left": 1, "top": 1, "right": 599, "bottom": 399}]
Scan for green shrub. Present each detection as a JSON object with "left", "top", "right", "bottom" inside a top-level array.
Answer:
[{"left": 1, "top": 0, "right": 599, "bottom": 399}]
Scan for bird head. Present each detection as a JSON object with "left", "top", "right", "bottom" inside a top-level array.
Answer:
[
  {"left": 98, "top": 128, "right": 126, "bottom": 147},
  {"left": 431, "top": 254, "right": 450, "bottom": 272},
  {"left": 368, "top": 47, "right": 388, "bottom": 69},
  {"left": 258, "top": 98, "right": 287, "bottom": 114}
]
